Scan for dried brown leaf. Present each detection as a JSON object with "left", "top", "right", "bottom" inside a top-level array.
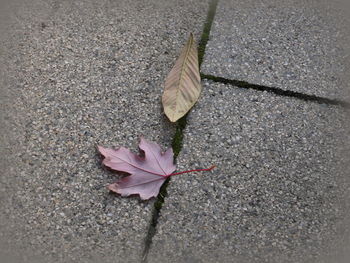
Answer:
[{"left": 162, "top": 33, "right": 202, "bottom": 122}]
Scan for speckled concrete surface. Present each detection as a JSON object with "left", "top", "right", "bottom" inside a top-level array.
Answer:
[
  {"left": 201, "top": 0, "right": 350, "bottom": 100},
  {"left": 148, "top": 80, "right": 350, "bottom": 263},
  {"left": 0, "top": 0, "right": 208, "bottom": 262}
]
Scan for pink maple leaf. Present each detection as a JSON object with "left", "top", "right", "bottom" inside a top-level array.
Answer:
[{"left": 98, "top": 137, "right": 215, "bottom": 200}]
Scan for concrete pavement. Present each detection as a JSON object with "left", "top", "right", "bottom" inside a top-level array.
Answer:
[
  {"left": 148, "top": 80, "right": 350, "bottom": 263},
  {"left": 201, "top": 0, "right": 350, "bottom": 100},
  {"left": 148, "top": 1, "right": 350, "bottom": 262},
  {"left": 1, "top": 0, "right": 349, "bottom": 262},
  {"left": 1, "top": 0, "right": 208, "bottom": 262}
]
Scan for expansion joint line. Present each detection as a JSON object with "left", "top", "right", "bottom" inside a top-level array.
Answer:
[
  {"left": 141, "top": 0, "right": 220, "bottom": 262},
  {"left": 201, "top": 73, "right": 350, "bottom": 108}
]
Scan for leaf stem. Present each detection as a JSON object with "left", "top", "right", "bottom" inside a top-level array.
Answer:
[{"left": 167, "top": 165, "right": 216, "bottom": 177}]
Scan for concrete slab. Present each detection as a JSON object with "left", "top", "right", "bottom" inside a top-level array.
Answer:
[
  {"left": 148, "top": 80, "right": 350, "bottom": 263},
  {"left": 0, "top": 0, "right": 208, "bottom": 262},
  {"left": 201, "top": 0, "right": 350, "bottom": 100}
]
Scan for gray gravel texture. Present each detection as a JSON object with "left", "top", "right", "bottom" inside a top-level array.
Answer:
[
  {"left": 148, "top": 80, "right": 350, "bottom": 263},
  {"left": 201, "top": 0, "right": 350, "bottom": 100},
  {"left": 0, "top": 0, "right": 208, "bottom": 262}
]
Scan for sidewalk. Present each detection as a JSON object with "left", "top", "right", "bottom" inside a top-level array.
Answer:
[
  {"left": 148, "top": 1, "right": 350, "bottom": 262},
  {"left": 1, "top": 0, "right": 208, "bottom": 262},
  {"left": 1, "top": 0, "right": 349, "bottom": 262}
]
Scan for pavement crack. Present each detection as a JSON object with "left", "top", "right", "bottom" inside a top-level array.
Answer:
[
  {"left": 198, "top": 0, "right": 219, "bottom": 68},
  {"left": 201, "top": 73, "right": 350, "bottom": 108},
  {"left": 141, "top": 0, "right": 220, "bottom": 262},
  {"left": 141, "top": 117, "right": 186, "bottom": 263}
]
